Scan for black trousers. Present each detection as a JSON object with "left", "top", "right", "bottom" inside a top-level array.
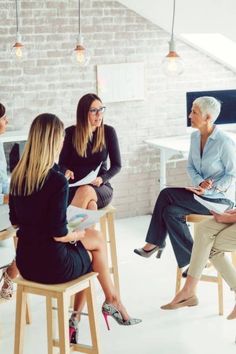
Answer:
[{"left": 145, "top": 188, "right": 233, "bottom": 268}]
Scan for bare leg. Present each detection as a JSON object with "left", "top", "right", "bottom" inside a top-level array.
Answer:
[
  {"left": 71, "top": 185, "right": 98, "bottom": 209},
  {"left": 142, "top": 243, "right": 158, "bottom": 251},
  {"left": 80, "top": 229, "right": 130, "bottom": 320}
]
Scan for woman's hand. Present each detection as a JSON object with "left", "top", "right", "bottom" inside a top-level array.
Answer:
[
  {"left": 211, "top": 210, "right": 236, "bottom": 223},
  {"left": 199, "top": 179, "right": 214, "bottom": 190},
  {"left": 70, "top": 230, "right": 85, "bottom": 242},
  {"left": 54, "top": 230, "right": 85, "bottom": 243},
  {"left": 185, "top": 186, "right": 205, "bottom": 195},
  {"left": 91, "top": 177, "right": 103, "bottom": 187},
  {"left": 65, "top": 169, "right": 74, "bottom": 180}
]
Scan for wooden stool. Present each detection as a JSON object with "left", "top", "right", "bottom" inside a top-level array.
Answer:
[
  {"left": 14, "top": 272, "right": 101, "bottom": 354},
  {"left": 176, "top": 214, "right": 236, "bottom": 315},
  {"left": 0, "top": 228, "right": 31, "bottom": 324},
  {"left": 99, "top": 204, "right": 120, "bottom": 296}
]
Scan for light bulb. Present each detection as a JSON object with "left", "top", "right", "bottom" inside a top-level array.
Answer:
[
  {"left": 73, "top": 34, "right": 90, "bottom": 66},
  {"left": 15, "top": 46, "right": 23, "bottom": 58},
  {"left": 162, "top": 39, "right": 184, "bottom": 76}
]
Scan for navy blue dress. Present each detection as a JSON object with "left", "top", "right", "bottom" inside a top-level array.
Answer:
[
  {"left": 9, "top": 166, "right": 91, "bottom": 284},
  {"left": 59, "top": 124, "right": 121, "bottom": 208}
]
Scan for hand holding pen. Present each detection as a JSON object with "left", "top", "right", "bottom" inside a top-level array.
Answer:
[{"left": 199, "top": 178, "right": 214, "bottom": 190}]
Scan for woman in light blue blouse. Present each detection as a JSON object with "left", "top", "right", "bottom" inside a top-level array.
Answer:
[
  {"left": 0, "top": 103, "right": 18, "bottom": 299},
  {"left": 134, "top": 96, "right": 236, "bottom": 273}
]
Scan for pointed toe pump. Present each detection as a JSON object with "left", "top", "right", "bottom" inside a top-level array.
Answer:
[
  {"left": 102, "top": 302, "right": 142, "bottom": 330},
  {"left": 133, "top": 246, "right": 164, "bottom": 259}
]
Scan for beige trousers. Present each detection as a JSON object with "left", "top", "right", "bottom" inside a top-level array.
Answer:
[{"left": 188, "top": 217, "right": 236, "bottom": 291}]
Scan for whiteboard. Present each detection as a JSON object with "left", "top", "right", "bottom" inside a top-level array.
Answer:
[{"left": 97, "top": 62, "right": 145, "bottom": 103}]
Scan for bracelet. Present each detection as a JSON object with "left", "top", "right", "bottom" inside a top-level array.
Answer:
[{"left": 69, "top": 232, "right": 77, "bottom": 245}]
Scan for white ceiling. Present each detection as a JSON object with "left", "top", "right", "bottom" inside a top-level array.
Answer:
[{"left": 118, "top": 0, "right": 236, "bottom": 41}]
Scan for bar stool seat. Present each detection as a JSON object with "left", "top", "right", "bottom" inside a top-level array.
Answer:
[{"left": 14, "top": 272, "right": 101, "bottom": 354}]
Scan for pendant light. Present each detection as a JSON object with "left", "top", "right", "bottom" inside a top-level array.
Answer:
[
  {"left": 12, "top": 0, "right": 24, "bottom": 59},
  {"left": 73, "top": 0, "right": 90, "bottom": 66},
  {"left": 162, "top": 0, "right": 184, "bottom": 76}
]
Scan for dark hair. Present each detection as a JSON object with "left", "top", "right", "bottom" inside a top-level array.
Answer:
[
  {"left": 0, "top": 103, "right": 6, "bottom": 119},
  {"left": 73, "top": 93, "right": 105, "bottom": 156},
  {"left": 76, "top": 93, "right": 102, "bottom": 125}
]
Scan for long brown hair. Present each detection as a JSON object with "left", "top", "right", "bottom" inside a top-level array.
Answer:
[
  {"left": 73, "top": 93, "right": 105, "bottom": 157},
  {"left": 10, "top": 113, "right": 64, "bottom": 196}
]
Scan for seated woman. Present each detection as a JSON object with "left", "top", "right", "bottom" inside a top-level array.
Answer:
[
  {"left": 161, "top": 209, "right": 236, "bottom": 319},
  {"left": 0, "top": 103, "right": 18, "bottom": 300},
  {"left": 9, "top": 113, "right": 140, "bottom": 344},
  {"left": 59, "top": 93, "right": 121, "bottom": 210},
  {"left": 134, "top": 96, "right": 236, "bottom": 273}
]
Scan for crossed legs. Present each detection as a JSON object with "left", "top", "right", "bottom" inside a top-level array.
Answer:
[{"left": 71, "top": 185, "right": 98, "bottom": 210}]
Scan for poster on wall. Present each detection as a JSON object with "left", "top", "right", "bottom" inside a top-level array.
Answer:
[{"left": 97, "top": 62, "right": 145, "bottom": 103}]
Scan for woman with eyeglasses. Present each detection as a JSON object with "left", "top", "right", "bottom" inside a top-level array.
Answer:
[
  {"left": 59, "top": 93, "right": 121, "bottom": 210},
  {"left": 0, "top": 103, "right": 19, "bottom": 299}
]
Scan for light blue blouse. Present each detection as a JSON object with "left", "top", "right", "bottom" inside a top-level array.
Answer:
[
  {"left": 0, "top": 142, "right": 9, "bottom": 205},
  {"left": 187, "top": 126, "right": 236, "bottom": 201}
]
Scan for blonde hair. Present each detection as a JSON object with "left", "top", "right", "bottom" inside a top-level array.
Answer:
[
  {"left": 10, "top": 113, "right": 64, "bottom": 196},
  {"left": 73, "top": 93, "right": 105, "bottom": 157}
]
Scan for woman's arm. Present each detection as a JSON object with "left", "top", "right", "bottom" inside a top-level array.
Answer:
[
  {"left": 99, "top": 126, "right": 122, "bottom": 184},
  {"left": 58, "top": 127, "right": 74, "bottom": 175}
]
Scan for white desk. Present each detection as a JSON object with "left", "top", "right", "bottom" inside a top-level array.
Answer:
[
  {"left": 145, "top": 131, "right": 236, "bottom": 191},
  {"left": 0, "top": 130, "right": 28, "bottom": 231},
  {"left": 0, "top": 129, "right": 28, "bottom": 143}
]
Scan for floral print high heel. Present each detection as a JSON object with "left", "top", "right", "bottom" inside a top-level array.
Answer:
[
  {"left": 69, "top": 316, "right": 79, "bottom": 344},
  {"left": 102, "top": 302, "right": 142, "bottom": 330},
  {"left": 0, "top": 268, "right": 14, "bottom": 300}
]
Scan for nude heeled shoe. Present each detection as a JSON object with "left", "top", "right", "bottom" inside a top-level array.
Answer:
[{"left": 160, "top": 295, "right": 199, "bottom": 310}]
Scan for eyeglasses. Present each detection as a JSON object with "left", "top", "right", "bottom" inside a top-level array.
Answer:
[{"left": 89, "top": 106, "right": 106, "bottom": 115}]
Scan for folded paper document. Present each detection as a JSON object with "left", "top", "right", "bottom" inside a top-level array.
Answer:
[
  {"left": 69, "top": 162, "right": 102, "bottom": 188},
  {"left": 67, "top": 205, "right": 107, "bottom": 231},
  {"left": 194, "top": 194, "right": 229, "bottom": 214}
]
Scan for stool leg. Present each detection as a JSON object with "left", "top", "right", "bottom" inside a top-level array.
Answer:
[
  {"left": 57, "top": 293, "right": 70, "bottom": 354},
  {"left": 46, "top": 296, "right": 53, "bottom": 354},
  {"left": 14, "top": 284, "right": 27, "bottom": 354},
  {"left": 175, "top": 268, "right": 182, "bottom": 294},
  {"left": 86, "top": 279, "right": 101, "bottom": 354},
  {"left": 100, "top": 215, "right": 107, "bottom": 242},
  {"left": 25, "top": 296, "right": 31, "bottom": 325},
  {"left": 217, "top": 273, "right": 224, "bottom": 316},
  {"left": 107, "top": 212, "right": 120, "bottom": 296}
]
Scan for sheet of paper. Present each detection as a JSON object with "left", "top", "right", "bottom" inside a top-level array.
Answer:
[
  {"left": 194, "top": 194, "right": 229, "bottom": 214},
  {"left": 67, "top": 205, "right": 107, "bottom": 231},
  {"left": 69, "top": 162, "right": 102, "bottom": 188}
]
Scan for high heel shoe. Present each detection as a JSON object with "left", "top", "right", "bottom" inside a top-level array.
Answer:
[
  {"left": 134, "top": 246, "right": 164, "bottom": 258},
  {"left": 102, "top": 302, "right": 142, "bottom": 330},
  {"left": 69, "top": 316, "right": 79, "bottom": 344},
  {"left": 0, "top": 268, "right": 14, "bottom": 300}
]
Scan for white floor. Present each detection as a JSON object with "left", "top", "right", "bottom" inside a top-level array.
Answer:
[{"left": 1, "top": 215, "right": 236, "bottom": 354}]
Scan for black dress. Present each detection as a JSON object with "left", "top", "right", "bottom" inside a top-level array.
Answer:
[
  {"left": 59, "top": 124, "right": 121, "bottom": 208},
  {"left": 9, "top": 166, "right": 92, "bottom": 284}
]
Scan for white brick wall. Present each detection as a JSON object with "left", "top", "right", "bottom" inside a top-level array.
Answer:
[{"left": 1, "top": 0, "right": 236, "bottom": 217}]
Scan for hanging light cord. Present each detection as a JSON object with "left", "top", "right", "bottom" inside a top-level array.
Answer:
[
  {"left": 15, "top": 0, "right": 19, "bottom": 33},
  {"left": 78, "top": 0, "right": 81, "bottom": 34},
  {"left": 171, "top": 0, "right": 176, "bottom": 41}
]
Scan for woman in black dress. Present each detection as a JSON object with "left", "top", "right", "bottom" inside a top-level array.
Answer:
[
  {"left": 9, "top": 113, "right": 140, "bottom": 344},
  {"left": 59, "top": 93, "right": 121, "bottom": 209}
]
